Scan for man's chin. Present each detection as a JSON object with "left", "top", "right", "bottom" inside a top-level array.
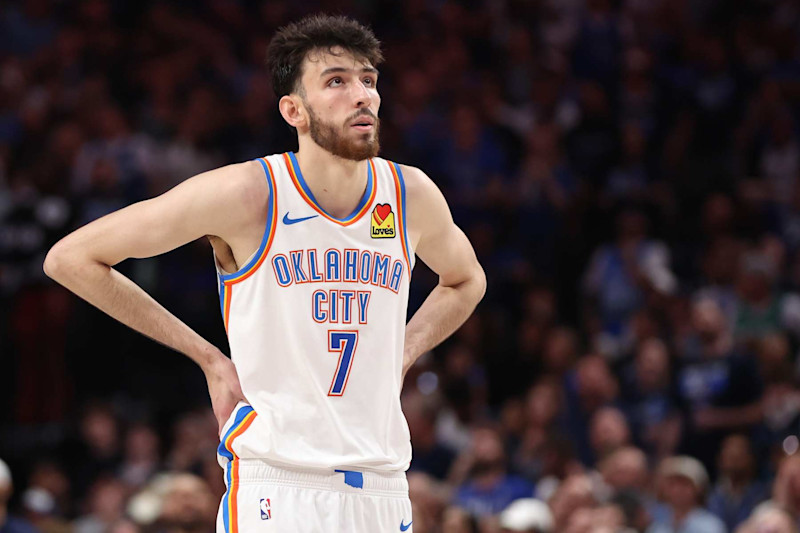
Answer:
[{"left": 329, "top": 140, "right": 380, "bottom": 161}]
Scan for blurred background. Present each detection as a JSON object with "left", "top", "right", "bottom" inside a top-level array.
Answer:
[{"left": 2, "top": 0, "right": 800, "bottom": 532}]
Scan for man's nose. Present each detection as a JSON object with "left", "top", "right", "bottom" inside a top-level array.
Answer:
[{"left": 352, "top": 82, "right": 371, "bottom": 108}]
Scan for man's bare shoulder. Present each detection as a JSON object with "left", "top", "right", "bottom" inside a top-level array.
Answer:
[
  {"left": 202, "top": 160, "right": 270, "bottom": 216},
  {"left": 395, "top": 163, "right": 437, "bottom": 202},
  {"left": 395, "top": 163, "right": 447, "bottom": 213},
  {"left": 393, "top": 164, "right": 452, "bottom": 249}
]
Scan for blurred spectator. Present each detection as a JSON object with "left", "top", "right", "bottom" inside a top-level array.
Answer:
[
  {"left": 165, "top": 411, "right": 217, "bottom": 474},
  {"left": 651, "top": 456, "right": 725, "bottom": 533},
  {"left": 563, "top": 501, "right": 627, "bottom": 533},
  {"left": 70, "top": 103, "right": 155, "bottom": 207},
  {"left": 514, "top": 123, "right": 577, "bottom": 274},
  {"left": 527, "top": 434, "right": 583, "bottom": 503},
  {"left": 441, "top": 506, "right": 478, "bottom": 533},
  {"left": 612, "top": 490, "right": 653, "bottom": 532},
  {"left": 707, "top": 435, "right": 770, "bottom": 532},
  {"left": 566, "top": 81, "right": 619, "bottom": 185},
  {"left": 621, "top": 337, "right": 682, "bottom": 460},
  {"left": 511, "top": 378, "right": 568, "bottom": 482},
  {"left": 733, "top": 251, "right": 800, "bottom": 346},
  {"left": 106, "top": 519, "right": 140, "bottom": 533},
  {"left": 0, "top": 458, "right": 38, "bottom": 533},
  {"left": 548, "top": 474, "right": 598, "bottom": 532},
  {"left": 583, "top": 209, "right": 676, "bottom": 356},
  {"left": 572, "top": 0, "right": 622, "bottom": 89},
  {"left": 498, "top": 498, "right": 553, "bottom": 533},
  {"left": 439, "top": 104, "right": 508, "bottom": 206},
  {"left": 118, "top": 423, "right": 161, "bottom": 489},
  {"left": 599, "top": 446, "right": 649, "bottom": 494},
  {"left": 541, "top": 327, "right": 580, "bottom": 379},
  {"left": 694, "top": 226, "right": 740, "bottom": 327},
  {"left": 755, "top": 335, "right": 800, "bottom": 444},
  {"left": 588, "top": 406, "right": 631, "bottom": 462},
  {"left": 736, "top": 504, "right": 798, "bottom": 533},
  {"left": 408, "top": 472, "right": 451, "bottom": 533},
  {"left": 767, "top": 455, "right": 800, "bottom": 526},
  {"left": 405, "top": 392, "right": 457, "bottom": 480},
  {"left": 68, "top": 403, "right": 121, "bottom": 500},
  {"left": 599, "top": 447, "right": 670, "bottom": 529},
  {"left": 73, "top": 477, "right": 127, "bottom": 533},
  {"left": 20, "top": 461, "right": 70, "bottom": 533},
  {"left": 564, "top": 354, "right": 620, "bottom": 465},
  {"left": 155, "top": 473, "right": 216, "bottom": 533},
  {"left": 451, "top": 426, "right": 535, "bottom": 517},
  {"left": 604, "top": 121, "right": 651, "bottom": 204},
  {"left": 757, "top": 112, "right": 799, "bottom": 208},
  {"left": 677, "top": 298, "right": 764, "bottom": 470}
]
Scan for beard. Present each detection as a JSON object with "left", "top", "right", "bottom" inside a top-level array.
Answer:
[{"left": 305, "top": 102, "right": 380, "bottom": 161}]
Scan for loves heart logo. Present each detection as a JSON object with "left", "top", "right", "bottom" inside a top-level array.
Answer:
[
  {"left": 371, "top": 203, "right": 395, "bottom": 239},
  {"left": 373, "top": 204, "right": 392, "bottom": 225}
]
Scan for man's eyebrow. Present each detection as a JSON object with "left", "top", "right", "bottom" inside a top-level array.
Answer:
[{"left": 319, "top": 66, "right": 379, "bottom": 77}]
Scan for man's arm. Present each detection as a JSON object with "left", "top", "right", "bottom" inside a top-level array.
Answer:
[
  {"left": 401, "top": 166, "right": 486, "bottom": 377},
  {"left": 43, "top": 161, "right": 267, "bottom": 431}
]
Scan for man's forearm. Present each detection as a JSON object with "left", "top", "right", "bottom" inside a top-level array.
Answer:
[
  {"left": 403, "top": 272, "right": 486, "bottom": 376},
  {"left": 44, "top": 251, "right": 223, "bottom": 372}
]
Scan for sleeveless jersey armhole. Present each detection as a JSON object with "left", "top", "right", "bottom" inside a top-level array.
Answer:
[
  {"left": 217, "top": 157, "right": 278, "bottom": 285},
  {"left": 388, "top": 161, "right": 414, "bottom": 276},
  {"left": 217, "top": 158, "right": 278, "bottom": 333}
]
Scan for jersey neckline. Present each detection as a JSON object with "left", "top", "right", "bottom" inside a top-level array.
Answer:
[{"left": 283, "top": 152, "right": 376, "bottom": 226}]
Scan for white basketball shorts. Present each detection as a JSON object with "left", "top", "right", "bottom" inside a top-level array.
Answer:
[
  {"left": 215, "top": 403, "right": 413, "bottom": 532},
  {"left": 215, "top": 459, "right": 413, "bottom": 533}
]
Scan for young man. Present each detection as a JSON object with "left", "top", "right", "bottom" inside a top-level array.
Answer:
[{"left": 44, "top": 14, "right": 485, "bottom": 533}]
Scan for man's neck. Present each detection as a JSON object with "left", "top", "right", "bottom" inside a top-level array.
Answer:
[
  {"left": 672, "top": 505, "right": 694, "bottom": 526},
  {"left": 294, "top": 139, "right": 370, "bottom": 219}
]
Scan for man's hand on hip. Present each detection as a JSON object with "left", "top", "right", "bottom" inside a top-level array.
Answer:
[{"left": 204, "top": 354, "right": 246, "bottom": 435}]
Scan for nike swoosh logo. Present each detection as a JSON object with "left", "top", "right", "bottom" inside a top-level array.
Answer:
[
  {"left": 400, "top": 520, "right": 412, "bottom": 531},
  {"left": 282, "top": 213, "right": 318, "bottom": 225}
]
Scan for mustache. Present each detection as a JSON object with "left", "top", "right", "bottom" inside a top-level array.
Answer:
[{"left": 345, "top": 109, "right": 378, "bottom": 123}]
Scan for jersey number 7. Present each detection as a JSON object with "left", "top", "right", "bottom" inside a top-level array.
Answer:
[{"left": 328, "top": 330, "right": 359, "bottom": 396}]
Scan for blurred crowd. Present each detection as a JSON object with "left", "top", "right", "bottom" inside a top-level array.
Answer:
[{"left": 3, "top": 0, "right": 800, "bottom": 531}]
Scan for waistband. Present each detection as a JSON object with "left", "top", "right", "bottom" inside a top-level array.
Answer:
[{"left": 232, "top": 459, "right": 409, "bottom": 498}]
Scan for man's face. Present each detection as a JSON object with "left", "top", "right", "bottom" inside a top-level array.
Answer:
[
  {"left": 296, "top": 47, "right": 381, "bottom": 160},
  {"left": 663, "top": 475, "right": 698, "bottom": 509}
]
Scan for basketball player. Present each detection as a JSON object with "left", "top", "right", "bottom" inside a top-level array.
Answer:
[{"left": 44, "top": 14, "right": 485, "bottom": 532}]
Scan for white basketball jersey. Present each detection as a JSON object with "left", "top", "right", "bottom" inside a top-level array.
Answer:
[{"left": 215, "top": 152, "right": 414, "bottom": 472}]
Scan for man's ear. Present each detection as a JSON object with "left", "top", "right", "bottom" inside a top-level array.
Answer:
[{"left": 279, "top": 94, "right": 308, "bottom": 130}]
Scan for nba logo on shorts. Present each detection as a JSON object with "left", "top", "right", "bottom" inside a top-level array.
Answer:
[{"left": 259, "top": 498, "right": 272, "bottom": 520}]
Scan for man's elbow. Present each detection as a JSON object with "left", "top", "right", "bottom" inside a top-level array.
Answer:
[
  {"left": 472, "top": 264, "right": 487, "bottom": 303},
  {"left": 43, "top": 241, "right": 68, "bottom": 280},
  {"left": 43, "top": 240, "right": 87, "bottom": 282}
]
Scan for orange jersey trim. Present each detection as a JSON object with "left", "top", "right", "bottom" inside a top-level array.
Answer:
[
  {"left": 223, "top": 410, "right": 257, "bottom": 533},
  {"left": 388, "top": 161, "right": 412, "bottom": 280},
  {"left": 283, "top": 152, "right": 376, "bottom": 227}
]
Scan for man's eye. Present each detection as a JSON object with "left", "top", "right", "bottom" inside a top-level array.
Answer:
[
  {"left": 329, "top": 78, "right": 342, "bottom": 87},
  {"left": 363, "top": 78, "right": 374, "bottom": 86}
]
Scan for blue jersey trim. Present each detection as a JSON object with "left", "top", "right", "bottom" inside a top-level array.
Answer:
[
  {"left": 218, "top": 404, "right": 254, "bottom": 533},
  {"left": 218, "top": 279, "right": 226, "bottom": 319},
  {"left": 218, "top": 158, "right": 275, "bottom": 282},
  {"left": 223, "top": 462, "right": 232, "bottom": 532},
  {"left": 393, "top": 162, "right": 412, "bottom": 264},
  {"left": 288, "top": 151, "right": 374, "bottom": 223},
  {"left": 217, "top": 405, "right": 255, "bottom": 461}
]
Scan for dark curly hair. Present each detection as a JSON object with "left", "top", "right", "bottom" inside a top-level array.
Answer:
[{"left": 266, "top": 14, "right": 383, "bottom": 98}]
